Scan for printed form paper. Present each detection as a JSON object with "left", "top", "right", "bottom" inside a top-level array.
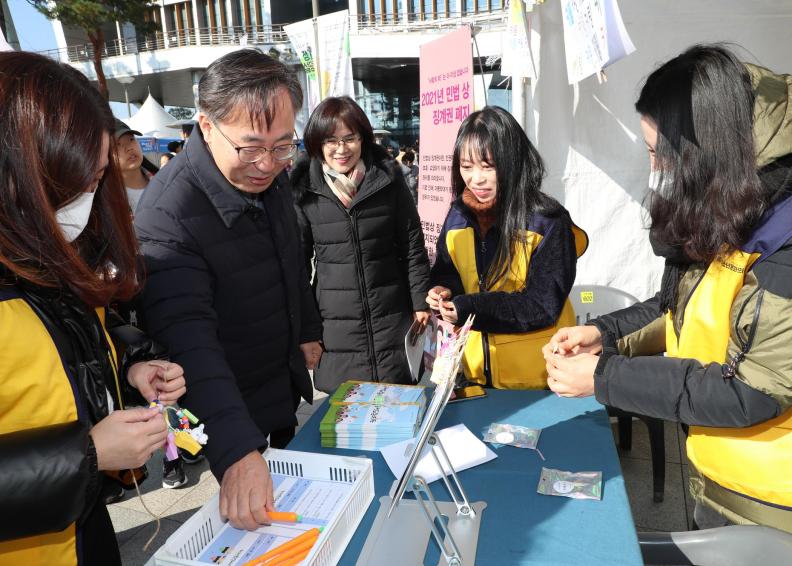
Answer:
[{"left": 195, "top": 474, "right": 352, "bottom": 565}]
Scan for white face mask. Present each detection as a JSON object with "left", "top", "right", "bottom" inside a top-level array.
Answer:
[
  {"left": 55, "top": 191, "right": 97, "bottom": 242},
  {"left": 648, "top": 170, "right": 674, "bottom": 192}
]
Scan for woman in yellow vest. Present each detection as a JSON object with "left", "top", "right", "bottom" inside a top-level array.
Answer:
[
  {"left": 427, "top": 106, "right": 587, "bottom": 389},
  {"left": 544, "top": 45, "right": 792, "bottom": 533},
  {"left": 0, "top": 53, "right": 186, "bottom": 564}
]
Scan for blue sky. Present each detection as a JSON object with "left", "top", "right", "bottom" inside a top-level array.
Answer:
[
  {"left": 8, "top": 0, "right": 59, "bottom": 52},
  {"left": 8, "top": 1, "right": 138, "bottom": 118}
]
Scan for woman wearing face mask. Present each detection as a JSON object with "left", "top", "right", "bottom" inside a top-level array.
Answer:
[
  {"left": 0, "top": 52, "right": 187, "bottom": 564},
  {"left": 290, "top": 96, "right": 430, "bottom": 393},
  {"left": 543, "top": 45, "right": 792, "bottom": 532},
  {"left": 427, "top": 106, "right": 588, "bottom": 389}
]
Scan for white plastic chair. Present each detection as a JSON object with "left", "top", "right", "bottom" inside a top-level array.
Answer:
[{"left": 640, "top": 526, "right": 792, "bottom": 565}]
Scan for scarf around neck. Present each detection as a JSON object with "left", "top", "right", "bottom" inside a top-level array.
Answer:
[
  {"left": 649, "top": 231, "right": 692, "bottom": 316},
  {"left": 462, "top": 188, "right": 498, "bottom": 237},
  {"left": 322, "top": 159, "right": 366, "bottom": 208}
]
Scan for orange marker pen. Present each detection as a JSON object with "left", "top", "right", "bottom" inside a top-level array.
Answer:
[{"left": 267, "top": 511, "right": 301, "bottom": 523}]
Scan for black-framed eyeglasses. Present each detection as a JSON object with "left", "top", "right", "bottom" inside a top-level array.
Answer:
[
  {"left": 213, "top": 122, "right": 298, "bottom": 163},
  {"left": 322, "top": 134, "right": 361, "bottom": 150}
]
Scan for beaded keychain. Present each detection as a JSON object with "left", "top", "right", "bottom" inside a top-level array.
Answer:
[
  {"left": 137, "top": 400, "right": 209, "bottom": 551},
  {"left": 148, "top": 399, "right": 209, "bottom": 459}
]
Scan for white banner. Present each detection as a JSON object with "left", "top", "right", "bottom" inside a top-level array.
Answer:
[
  {"left": 284, "top": 18, "right": 320, "bottom": 111},
  {"left": 316, "top": 10, "right": 354, "bottom": 103},
  {"left": 560, "top": 0, "right": 635, "bottom": 84},
  {"left": 285, "top": 10, "right": 354, "bottom": 113},
  {"left": 501, "top": 0, "right": 537, "bottom": 79}
]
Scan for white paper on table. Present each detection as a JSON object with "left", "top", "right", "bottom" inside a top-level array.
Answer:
[{"left": 380, "top": 424, "right": 497, "bottom": 484}]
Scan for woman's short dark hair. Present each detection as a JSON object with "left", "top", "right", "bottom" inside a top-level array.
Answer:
[
  {"left": 303, "top": 96, "right": 375, "bottom": 160},
  {"left": 636, "top": 44, "right": 764, "bottom": 262},
  {"left": 0, "top": 51, "right": 139, "bottom": 305},
  {"left": 452, "top": 105, "right": 561, "bottom": 289},
  {"left": 199, "top": 49, "right": 303, "bottom": 128}
]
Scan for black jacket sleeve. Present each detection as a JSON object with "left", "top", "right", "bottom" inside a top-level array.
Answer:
[
  {"left": 136, "top": 207, "right": 269, "bottom": 481},
  {"left": 589, "top": 293, "right": 662, "bottom": 349},
  {"left": 294, "top": 202, "right": 316, "bottom": 288},
  {"left": 429, "top": 218, "right": 465, "bottom": 298},
  {"left": 594, "top": 354, "right": 781, "bottom": 427},
  {"left": 105, "top": 307, "right": 169, "bottom": 405},
  {"left": 393, "top": 177, "right": 431, "bottom": 311},
  {"left": 0, "top": 421, "right": 100, "bottom": 541},
  {"left": 452, "top": 214, "right": 577, "bottom": 334},
  {"left": 285, "top": 195, "right": 322, "bottom": 345}
]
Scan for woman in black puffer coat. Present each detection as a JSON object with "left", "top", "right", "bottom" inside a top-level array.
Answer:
[{"left": 291, "top": 96, "right": 430, "bottom": 393}]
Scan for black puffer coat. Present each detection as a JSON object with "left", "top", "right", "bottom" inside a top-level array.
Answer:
[
  {"left": 134, "top": 130, "right": 322, "bottom": 480},
  {"left": 291, "top": 147, "right": 430, "bottom": 393}
]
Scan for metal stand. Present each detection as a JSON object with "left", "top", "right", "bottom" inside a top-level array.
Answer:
[{"left": 355, "top": 433, "right": 486, "bottom": 566}]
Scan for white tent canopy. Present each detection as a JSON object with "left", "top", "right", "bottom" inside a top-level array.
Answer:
[{"left": 127, "top": 94, "right": 178, "bottom": 139}]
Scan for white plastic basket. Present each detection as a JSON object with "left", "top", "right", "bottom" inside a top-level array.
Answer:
[{"left": 152, "top": 449, "right": 374, "bottom": 566}]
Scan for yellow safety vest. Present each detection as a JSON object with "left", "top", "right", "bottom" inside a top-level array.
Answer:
[
  {"left": 446, "top": 225, "right": 586, "bottom": 389},
  {"left": 0, "top": 293, "right": 118, "bottom": 566},
  {"left": 666, "top": 250, "right": 792, "bottom": 509}
]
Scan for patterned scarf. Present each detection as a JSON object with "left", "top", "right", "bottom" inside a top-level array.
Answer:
[{"left": 322, "top": 159, "right": 366, "bottom": 208}]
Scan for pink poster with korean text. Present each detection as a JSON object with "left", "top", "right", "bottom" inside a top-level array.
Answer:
[{"left": 418, "top": 27, "right": 474, "bottom": 263}]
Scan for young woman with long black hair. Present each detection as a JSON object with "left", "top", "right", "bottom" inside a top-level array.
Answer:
[
  {"left": 427, "top": 105, "right": 588, "bottom": 389},
  {"left": 544, "top": 45, "right": 792, "bottom": 532}
]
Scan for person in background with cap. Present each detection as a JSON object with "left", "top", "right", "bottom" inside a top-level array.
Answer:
[
  {"left": 113, "top": 120, "right": 195, "bottom": 489},
  {"left": 114, "top": 119, "right": 155, "bottom": 216}
]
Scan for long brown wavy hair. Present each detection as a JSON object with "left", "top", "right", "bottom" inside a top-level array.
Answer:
[{"left": 0, "top": 52, "right": 139, "bottom": 306}]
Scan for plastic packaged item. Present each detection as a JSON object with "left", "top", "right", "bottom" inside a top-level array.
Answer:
[
  {"left": 537, "top": 467, "right": 602, "bottom": 500},
  {"left": 483, "top": 423, "right": 544, "bottom": 459}
]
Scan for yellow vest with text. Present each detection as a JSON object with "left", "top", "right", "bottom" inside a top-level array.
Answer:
[
  {"left": 0, "top": 291, "right": 117, "bottom": 566},
  {"left": 447, "top": 224, "right": 587, "bottom": 389},
  {"left": 666, "top": 251, "right": 792, "bottom": 509}
]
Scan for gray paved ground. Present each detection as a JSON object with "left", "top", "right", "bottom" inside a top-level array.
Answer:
[{"left": 119, "top": 395, "right": 689, "bottom": 565}]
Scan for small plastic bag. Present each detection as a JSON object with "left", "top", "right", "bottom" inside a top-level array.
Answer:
[
  {"left": 537, "top": 467, "right": 602, "bottom": 500},
  {"left": 483, "top": 423, "right": 545, "bottom": 459}
]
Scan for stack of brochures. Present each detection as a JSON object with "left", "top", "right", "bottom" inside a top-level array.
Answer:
[{"left": 320, "top": 381, "right": 427, "bottom": 449}]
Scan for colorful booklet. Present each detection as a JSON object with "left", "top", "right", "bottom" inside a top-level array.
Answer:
[
  {"left": 321, "top": 381, "right": 428, "bottom": 450},
  {"left": 329, "top": 381, "right": 426, "bottom": 406}
]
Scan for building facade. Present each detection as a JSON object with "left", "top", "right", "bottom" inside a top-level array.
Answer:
[{"left": 44, "top": 0, "right": 509, "bottom": 142}]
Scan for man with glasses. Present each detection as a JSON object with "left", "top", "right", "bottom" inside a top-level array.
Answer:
[{"left": 134, "top": 49, "right": 323, "bottom": 531}]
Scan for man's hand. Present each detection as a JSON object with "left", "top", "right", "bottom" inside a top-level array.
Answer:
[
  {"left": 127, "top": 360, "right": 186, "bottom": 405},
  {"left": 219, "top": 451, "right": 275, "bottom": 531},
  {"left": 300, "top": 341, "right": 323, "bottom": 370}
]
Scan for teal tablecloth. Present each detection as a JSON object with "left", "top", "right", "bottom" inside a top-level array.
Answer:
[{"left": 287, "top": 389, "right": 642, "bottom": 565}]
